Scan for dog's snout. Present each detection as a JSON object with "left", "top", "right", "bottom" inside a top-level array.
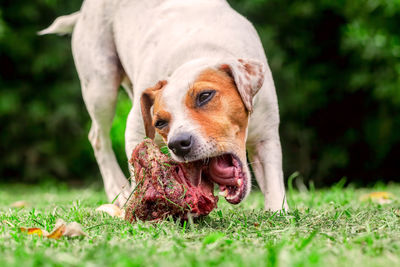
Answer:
[{"left": 168, "top": 133, "right": 193, "bottom": 157}]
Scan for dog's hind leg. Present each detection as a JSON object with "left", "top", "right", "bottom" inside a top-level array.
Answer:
[
  {"left": 71, "top": 3, "right": 130, "bottom": 207},
  {"left": 81, "top": 75, "right": 131, "bottom": 207}
]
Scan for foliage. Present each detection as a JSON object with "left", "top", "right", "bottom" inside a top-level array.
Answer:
[
  {"left": 1, "top": 0, "right": 400, "bottom": 184},
  {"left": 229, "top": 0, "right": 400, "bottom": 185},
  {"left": 0, "top": 183, "right": 399, "bottom": 266},
  {"left": 0, "top": 0, "right": 131, "bottom": 183}
]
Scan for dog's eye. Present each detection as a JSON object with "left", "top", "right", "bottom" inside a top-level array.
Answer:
[
  {"left": 196, "top": 90, "right": 216, "bottom": 107},
  {"left": 154, "top": 119, "right": 168, "bottom": 129}
]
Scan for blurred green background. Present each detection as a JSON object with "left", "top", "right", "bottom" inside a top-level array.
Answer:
[{"left": 1, "top": 0, "right": 399, "bottom": 187}]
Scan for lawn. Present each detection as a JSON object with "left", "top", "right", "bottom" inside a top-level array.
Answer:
[{"left": 0, "top": 181, "right": 399, "bottom": 267}]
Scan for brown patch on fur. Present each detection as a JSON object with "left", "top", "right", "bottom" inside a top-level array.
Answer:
[
  {"left": 140, "top": 80, "right": 167, "bottom": 139},
  {"left": 257, "top": 72, "right": 265, "bottom": 88},
  {"left": 219, "top": 59, "right": 265, "bottom": 113},
  {"left": 185, "top": 69, "right": 249, "bottom": 157},
  {"left": 152, "top": 107, "right": 171, "bottom": 141},
  {"left": 239, "top": 58, "right": 256, "bottom": 75},
  {"left": 219, "top": 64, "right": 232, "bottom": 76}
]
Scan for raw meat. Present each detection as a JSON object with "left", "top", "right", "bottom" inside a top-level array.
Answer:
[{"left": 125, "top": 139, "right": 218, "bottom": 222}]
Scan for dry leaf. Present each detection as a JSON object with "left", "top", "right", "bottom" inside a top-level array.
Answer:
[
  {"left": 360, "top": 192, "right": 394, "bottom": 204},
  {"left": 96, "top": 204, "right": 124, "bottom": 218},
  {"left": 64, "top": 222, "right": 87, "bottom": 237},
  {"left": 20, "top": 227, "right": 49, "bottom": 237},
  {"left": 47, "top": 224, "right": 66, "bottom": 239},
  {"left": 11, "top": 201, "right": 29, "bottom": 208},
  {"left": 20, "top": 219, "right": 87, "bottom": 239}
]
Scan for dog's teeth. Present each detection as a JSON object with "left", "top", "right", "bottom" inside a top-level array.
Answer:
[
  {"left": 237, "top": 179, "right": 243, "bottom": 187},
  {"left": 227, "top": 189, "right": 241, "bottom": 200},
  {"left": 219, "top": 189, "right": 228, "bottom": 197}
]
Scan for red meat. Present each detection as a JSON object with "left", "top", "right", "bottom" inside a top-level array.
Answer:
[{"left": 125, "top": 139, "right": 218, "bottom": 222}]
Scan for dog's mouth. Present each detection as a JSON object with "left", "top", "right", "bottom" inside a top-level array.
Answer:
[
  {"left": 127, "top": 140, "right": 247, "bottom": 220},
  {"left": 177, "top": 153, "right": 247, "bottom": 204}
]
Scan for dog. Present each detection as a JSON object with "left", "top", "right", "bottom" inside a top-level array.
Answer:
[{"left": 40, "top": 0, "right": 287, "bottom": 211}]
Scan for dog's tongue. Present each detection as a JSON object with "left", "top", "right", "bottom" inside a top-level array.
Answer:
[
  {"left": 207, "top": 154, "right": 246, "bottom": 204},
  {"left": 208, "top": 155, "right": 238, "bottom": 186}
]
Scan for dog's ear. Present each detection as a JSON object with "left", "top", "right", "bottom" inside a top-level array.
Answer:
[
  {"left": 140, "top": 80, "right": 167, "bottom": 139},
  {"left": 219, "top": 59, "right": 265, "bottom": 113}
]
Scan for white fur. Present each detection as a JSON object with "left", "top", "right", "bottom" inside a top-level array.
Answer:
[{"left": 41, "top": 0, "right": 288, "bottom": 211}]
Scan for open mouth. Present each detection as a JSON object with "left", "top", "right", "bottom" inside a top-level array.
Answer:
[
  {"left": 178, "top": 153, "right": 247, "bottom": 205},
  {"left": 126, "top": 139, "right": 247, "bottom": 221}
]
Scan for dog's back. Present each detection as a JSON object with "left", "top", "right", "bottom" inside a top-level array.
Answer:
[{"left": 113, "top": 0, "right": 266, "bottom": 90}]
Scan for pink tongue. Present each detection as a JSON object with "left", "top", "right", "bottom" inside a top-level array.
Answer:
[{"left": 209, "top": 155, "right": 236, "bottom": 185}]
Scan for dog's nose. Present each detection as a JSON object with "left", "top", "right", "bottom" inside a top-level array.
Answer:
[{"left": 168, "top": 133, "right": 193, "bottom": 157}]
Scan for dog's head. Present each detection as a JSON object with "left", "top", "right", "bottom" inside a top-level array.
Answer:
[{"left": 140, "top": 58, "right": 265, "bottom": 203}]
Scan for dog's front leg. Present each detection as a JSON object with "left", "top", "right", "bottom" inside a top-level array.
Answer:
[
  {"left": 124, "top": 100, "right": 147, "bottom": 184},
  {"left": 250, "top": 127, "right": 288, "bottom": 211}
]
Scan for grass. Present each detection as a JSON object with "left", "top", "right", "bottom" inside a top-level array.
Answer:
[{"left": 0, "top": 181, "right": 399, "bottom": 267}]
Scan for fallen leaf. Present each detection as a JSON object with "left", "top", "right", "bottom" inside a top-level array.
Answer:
[
  {"left": 360, "top": 192, "right": 394, "bottom": 204},
  {"left": 20, "top": 227, "right": 49, "bottom": 237},
  {"left": 47, "top": 225, "right": 66, "bottom": 239},
  {"left": 19, "top": 219, "right": 87, "bottom": 239},
  {"left": 96, "top": 204, "right": 124, "bottom": 218},
  {"left": 44, "top": 219, "right": 67, "bottom": 239},
  {"left": 64, "top": 222, "right": 87, "bottom": 237},
  {"left": 11, "top": 200, "right": 29, "bottom": 208}
]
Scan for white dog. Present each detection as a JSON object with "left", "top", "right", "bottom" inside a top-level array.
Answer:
[{"left": 40, "top": 0, "right": 287, "bottom": 211}]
